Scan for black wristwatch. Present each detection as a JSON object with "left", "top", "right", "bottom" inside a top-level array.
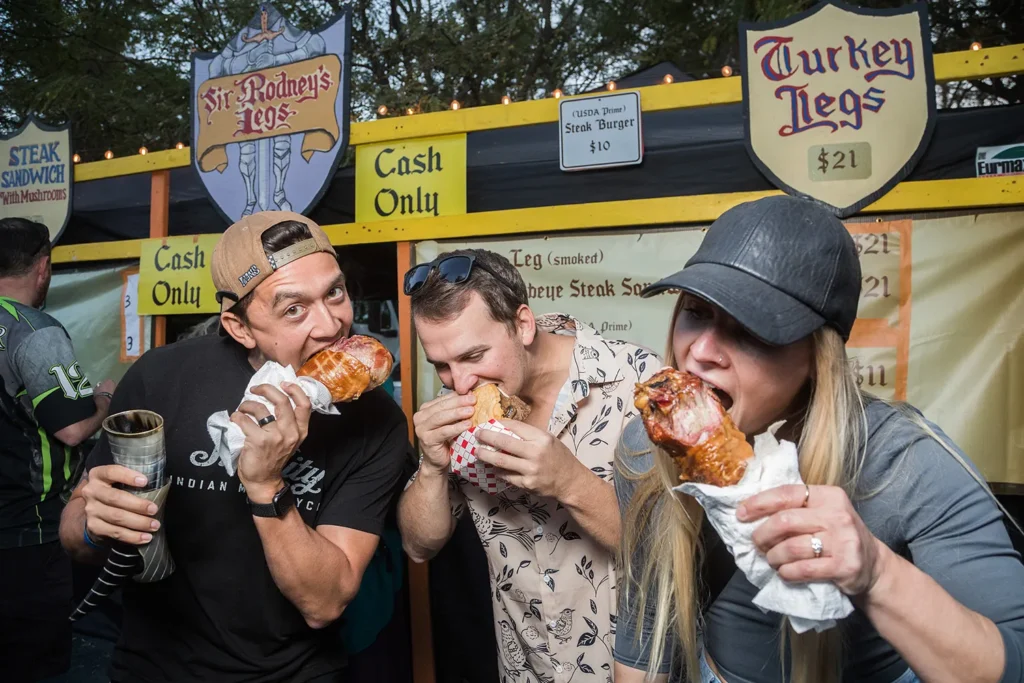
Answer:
[{"left": 248, "top": 483, "right": 295, "bottom": 518}]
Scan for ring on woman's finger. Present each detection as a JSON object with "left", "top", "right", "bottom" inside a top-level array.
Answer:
[
  {"left": 810, "top": 535, "right": 824, "bottom": 558},
  {"left": 802, "top": 483, "right": 811, "bottom": 508}
]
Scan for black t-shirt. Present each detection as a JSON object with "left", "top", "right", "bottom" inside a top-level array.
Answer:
[{"left": 86, "top": 334, "right": 412, "bottom": 683}]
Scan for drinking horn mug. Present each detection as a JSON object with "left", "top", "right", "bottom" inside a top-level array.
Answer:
[{"left": 71, "top": 410, "right": 175, "bottom": 621}]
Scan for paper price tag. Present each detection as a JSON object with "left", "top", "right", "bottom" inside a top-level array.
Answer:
[{"left": 559, "top": 91, "right": 643, "bottom": 171}]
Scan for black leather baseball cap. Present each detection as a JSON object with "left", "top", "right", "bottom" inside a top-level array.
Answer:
[{"left": 641, "top": 195, "right": 861, "bottom": 346}]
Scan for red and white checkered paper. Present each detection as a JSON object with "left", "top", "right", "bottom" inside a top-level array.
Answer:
[{"left": 449, "top": 419, "right": 520, "bottom": 495}]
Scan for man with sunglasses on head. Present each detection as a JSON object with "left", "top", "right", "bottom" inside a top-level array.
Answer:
[
  {"left": 0, "top": 217, "right": 118, "bottom": 682},
  {"left": 398, "top": 248, "right": 661, "bottom": 681},
  {"left": 59, "top": 212, "right": 411, "bottom": 683}
]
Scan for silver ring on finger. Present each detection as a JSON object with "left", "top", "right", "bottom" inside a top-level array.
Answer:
[
  {"left": 810, "top": 535, "right": 824, "bottom": 558},
  {"left": 257, "top": 414, "right": 277, "bottom": 428}
]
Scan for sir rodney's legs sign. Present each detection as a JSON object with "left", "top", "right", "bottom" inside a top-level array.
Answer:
[{"left": 190, "top": 4, "right": 352, "bottom": 223}]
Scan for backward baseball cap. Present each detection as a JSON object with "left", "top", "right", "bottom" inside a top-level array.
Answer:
[{"left": 211, "top": 211, "right": 337, "bottom": 312}]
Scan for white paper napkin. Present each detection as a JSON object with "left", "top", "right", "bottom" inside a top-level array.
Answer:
[
  {"left": 450, "top": 419, "right": 522, "bottom": 495},
  {"left": 675, "top": 422, "right": 854, "bottom": 633},
  {"left": 206, "top": 362, "right": 339, "bottom": 476}
]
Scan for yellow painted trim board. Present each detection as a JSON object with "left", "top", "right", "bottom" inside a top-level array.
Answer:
[
  {"left": 74, "top": 148, "right": 190, "bottom": 182},
  {"left": 322, "top": 177, "right": 1022, "bottom": 245},
  {"left": 52, "top": 177, "right": 1021, "bottom": 263},
  {"left": 934, "top": 43, "right": 1024, "bottom": 81},
  {"left": 52, "top": 239, "right": 144, "bottom": 264},
  {"left": 70, "top": 45, "right": 1022, "bottom": 180}
]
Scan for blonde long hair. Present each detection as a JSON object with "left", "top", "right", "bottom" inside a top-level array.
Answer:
[
  {"left": 619, "top": 296, "right": 1023, "bottom": 682},
  {"left": 620, "top": 295, "right": 866, "bottom": 683}
]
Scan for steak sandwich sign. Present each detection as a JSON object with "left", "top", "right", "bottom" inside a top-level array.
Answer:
[
  {"left": 741, "top": 0, "right": 936, "bottom": 217},
  {"left": 0, "top": 117, "right": 73, "bottom": 244}
]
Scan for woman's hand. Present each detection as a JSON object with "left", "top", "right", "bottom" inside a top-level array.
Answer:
[{"left": 738, "top": 484, "right": 889, "bottom": 597}]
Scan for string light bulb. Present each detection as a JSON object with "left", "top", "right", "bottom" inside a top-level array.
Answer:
[
  {"left": 607, "top": 81, "right": 617, "bottom": 91},
  {"left": 406, "top": 107, "right": 415, "bottom": 116},
  {"left": 450, "top": 100, "right": 461, "bottom": 111},
  {"left": 138, "top": 146, "right": 148, "bottom": 155},
  {"left": 552, "top": 88, "right": 563, "bottom": 99},
  {"left": 104, "top": 150, "right": 114, "bottom": 160},
  {"left": 175, "top": 142, "right": 185, "bottom": 150},
  {"left": 72, "top": 153, "right": 81, "bottom": 163},
  {"left": 663, "top": 74, "right": 674, "bottom": 84},
  {"left": 377, "top": 105, "right": 388, "bottom": 116},
  {"left": 501, "top": 95, "right": 511, "bottom": 105},
  {"left": 721, "top": 65, "right": 734, "bottom": 77},
  {"left": 970, "top": 41, "right": 982, "bottom": 51}
]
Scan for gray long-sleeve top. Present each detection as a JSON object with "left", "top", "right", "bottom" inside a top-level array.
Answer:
[{"left": 613, "top": 400, "right": 1024, "bottom": 682}]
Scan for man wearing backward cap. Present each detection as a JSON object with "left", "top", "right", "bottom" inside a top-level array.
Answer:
[{"left": 59, "top": 212, "right": 411, "bottom": 683}]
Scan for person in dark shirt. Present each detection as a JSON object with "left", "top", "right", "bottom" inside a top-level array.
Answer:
[
  {"left": 59, "top": 211, "right": 412, "bottom": 683},
  {"left": 0, "top": 217, "right": 117, "bottom": 683}
]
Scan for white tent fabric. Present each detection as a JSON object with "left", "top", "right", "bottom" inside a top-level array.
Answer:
[{"left": 46, "top": 263, "right": 151, "bottom": 388}]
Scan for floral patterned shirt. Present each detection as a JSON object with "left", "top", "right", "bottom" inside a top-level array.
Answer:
[{"left": 446, "top": 314, "right": 661, "bottom": 683}]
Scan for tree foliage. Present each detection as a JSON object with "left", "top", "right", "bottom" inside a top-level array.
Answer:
[{"left": 0, "top": 0, "right": 1019, "bottom": 160}]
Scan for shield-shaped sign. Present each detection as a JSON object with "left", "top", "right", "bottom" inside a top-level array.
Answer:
[
  {"left": 740, "top": 0, "right": 936, "bottom": 217},
  {"left": 0, "top": 116, "right": 73, "bottom": 244},
  {"left": 191, "top": 4, "right": 351, "bottom": 223}
]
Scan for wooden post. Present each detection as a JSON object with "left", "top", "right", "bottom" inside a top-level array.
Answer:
[
  {"left": 149, "top": 170, "right": 170, "bottom": 347},
  {"left": 397, "top": 241, "right": 436, "bottom": 683}
]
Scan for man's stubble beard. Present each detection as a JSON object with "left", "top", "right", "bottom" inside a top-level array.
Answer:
[{"left": 34, "top": 270, "right": 52, "bottom": 309}]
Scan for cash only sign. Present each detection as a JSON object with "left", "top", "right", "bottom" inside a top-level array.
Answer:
[
  {"left": 741, "top": 0, "right": 936, "bottom": 217},
  {"left": 137, "top": 236, "right": 220, "bottom": 315}
]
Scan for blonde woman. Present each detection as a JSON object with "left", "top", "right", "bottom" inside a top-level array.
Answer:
[{"left": 613, "top": 197, "right": 1024, "bottom": 683}]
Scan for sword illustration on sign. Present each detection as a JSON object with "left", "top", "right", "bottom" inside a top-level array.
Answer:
[
  {"left": 190, "top": 4, "right": 351, "bottom": 223},
  {"left": 740, "top": 0, "right": 936, "bottom": 217}
]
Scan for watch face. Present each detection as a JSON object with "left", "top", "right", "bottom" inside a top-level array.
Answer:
[
  {"left": 272, "top": 485, "right": 294, "bottom": 515},
  {"left": 251, "top": 484, "right": 293, "bottom": 517}
]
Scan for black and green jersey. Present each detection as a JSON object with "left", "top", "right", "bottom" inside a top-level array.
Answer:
[{"left": 0, "top": 297, "right": 95, "bottom": 548}]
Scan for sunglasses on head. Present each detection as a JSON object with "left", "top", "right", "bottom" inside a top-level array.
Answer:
[{"left": 403, "top": 254, "right": 518, "bottom": 296}]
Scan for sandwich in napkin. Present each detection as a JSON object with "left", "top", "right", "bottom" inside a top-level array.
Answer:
[{"left": 449, "top": 384, "right": 530, "bottom": 495}]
